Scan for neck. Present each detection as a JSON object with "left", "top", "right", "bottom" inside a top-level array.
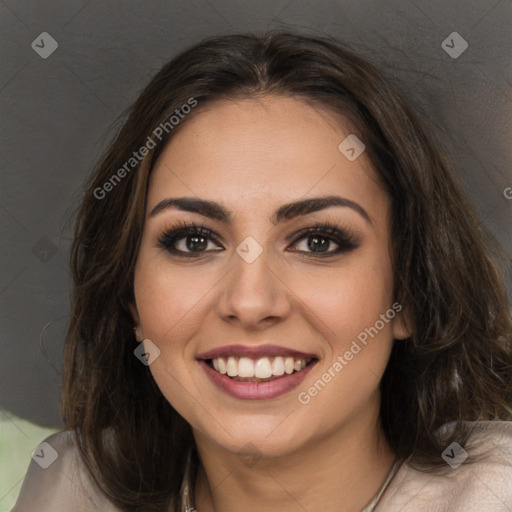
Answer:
[{"left": 192, "top": 400, "right": 396, "bottom": 512}]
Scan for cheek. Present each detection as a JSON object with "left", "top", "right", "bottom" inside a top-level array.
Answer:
[
  {"left": 291, "top": 259, "right": 395, "bottom": 424},
  {"left": 133, "top": 256, "right": 219, "bottom": 347},
  {"left": 291, "top": 254, "right": 395, "bottom": 350},
  {"left": 132, "top": 257, "right": 214, "bottom": 417}
]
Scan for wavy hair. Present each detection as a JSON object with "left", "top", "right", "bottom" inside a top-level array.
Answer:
[{"left": 62, "top": 32, "right": 512, "bottom": 511}]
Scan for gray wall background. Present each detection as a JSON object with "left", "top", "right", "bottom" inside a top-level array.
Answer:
[{"left": 1, "top": 0, "right": 511, "bottom": 429}]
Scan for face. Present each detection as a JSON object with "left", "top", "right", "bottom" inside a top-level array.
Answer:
[{"left": 131, "top": 96, "right": 409, "bottom": 459}]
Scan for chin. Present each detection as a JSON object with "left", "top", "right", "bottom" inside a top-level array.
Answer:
[{"left": 195, "top": 413, "right": 311, "bottom": 459}]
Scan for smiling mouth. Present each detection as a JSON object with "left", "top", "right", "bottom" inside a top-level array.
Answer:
[{"left": 206, "top": 356, "right": 315, "bottom": 382}]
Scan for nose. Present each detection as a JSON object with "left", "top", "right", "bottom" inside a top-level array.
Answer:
[{"left": 216, "top": 247, "right": 291, "bottom": 330}]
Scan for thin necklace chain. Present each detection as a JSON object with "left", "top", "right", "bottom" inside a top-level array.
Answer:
[{"left": 180, "top": 451, "right": 402, "bottom": 512}]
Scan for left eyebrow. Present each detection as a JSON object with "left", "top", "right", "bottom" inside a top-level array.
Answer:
[
  {"left": 270, "top": 195, "right": 372, "bottom": 225},
  {"left": 149, "top": 195, "right": 372, "bottom": 226}
]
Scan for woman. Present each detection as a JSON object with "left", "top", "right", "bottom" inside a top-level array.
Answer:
[{"left": 13, "top": 32, "right": 512, "bottom": 512}]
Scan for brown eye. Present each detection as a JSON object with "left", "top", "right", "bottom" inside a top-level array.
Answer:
[
  {"left": 176, "top": 233, "right": 213, "bottom": 252},
  {"left": 305, "top": 235, "right": 334, "bottom": 253},
  {"left": 288, "top": 223, "right": 360, "bottom": 257},
  {"left": 157, "top": 223, "right": 224, "bottom": 257}
]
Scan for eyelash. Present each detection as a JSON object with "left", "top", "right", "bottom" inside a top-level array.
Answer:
[{"left": 156, "top": 220, "right": 360, "bottom": 259}]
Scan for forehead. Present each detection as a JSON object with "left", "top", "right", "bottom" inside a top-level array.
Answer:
[{"left": 147, "top": 96, "right": 386, "bottom": 219}]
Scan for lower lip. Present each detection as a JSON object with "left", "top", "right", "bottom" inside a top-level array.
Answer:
[{"left": 199, "top": 360, "right": 316, "bottom": 400}]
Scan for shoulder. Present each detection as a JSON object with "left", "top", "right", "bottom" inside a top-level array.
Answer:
[
  {"left": 377, "top": 420, "right": 512, "bottom": 511},
  {"left": 12, "top": 430, "right": 120, "bottom": 512}
]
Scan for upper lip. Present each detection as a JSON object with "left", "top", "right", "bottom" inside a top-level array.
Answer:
[{"left": 196, "top": 344, "right": 317, "bottom": 360}]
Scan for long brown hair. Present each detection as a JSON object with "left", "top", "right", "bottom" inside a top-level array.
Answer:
[{"left": 62, "top": 32, "right": 512, "bottom": 511}]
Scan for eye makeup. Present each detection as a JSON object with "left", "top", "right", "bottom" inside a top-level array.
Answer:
[{"left": 156, "top": 219, "right": 361, "bottom": 258}]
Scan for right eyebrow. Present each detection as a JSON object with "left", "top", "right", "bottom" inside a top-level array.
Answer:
[{"left": 149, "top": 197, "right": 231, "bottom": 222}]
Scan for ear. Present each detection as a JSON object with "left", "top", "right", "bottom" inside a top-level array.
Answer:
[
  {"left": 128, "top": 302, "right": 143, "bottom": 342},
  {"left": 391, "top": 303, "right": 413, "bottom": 340}
]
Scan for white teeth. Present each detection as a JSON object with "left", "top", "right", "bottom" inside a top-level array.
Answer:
[
  {"left": 238, "top": 357, "right": 254, "bottom": 377},
  {"left": 271, "top": 356, "right": 285, "bottom": 376},
  {"left": 210, "top": 355, "right": 311, "bottom": 379},
  {"left": 254, "top": 357, "right": 272, "bottom": 379},
  {"left": 226, "top": 356, "right": 238, "bottom": 377}
]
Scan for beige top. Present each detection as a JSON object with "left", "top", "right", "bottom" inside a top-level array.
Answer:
[{"left": 12, "top": 421, "right": 512, "bottom": 511}]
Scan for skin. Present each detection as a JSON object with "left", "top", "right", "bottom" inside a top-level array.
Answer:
[{"left": 130, "top": 96, "right": 410, "bottom": 512}]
